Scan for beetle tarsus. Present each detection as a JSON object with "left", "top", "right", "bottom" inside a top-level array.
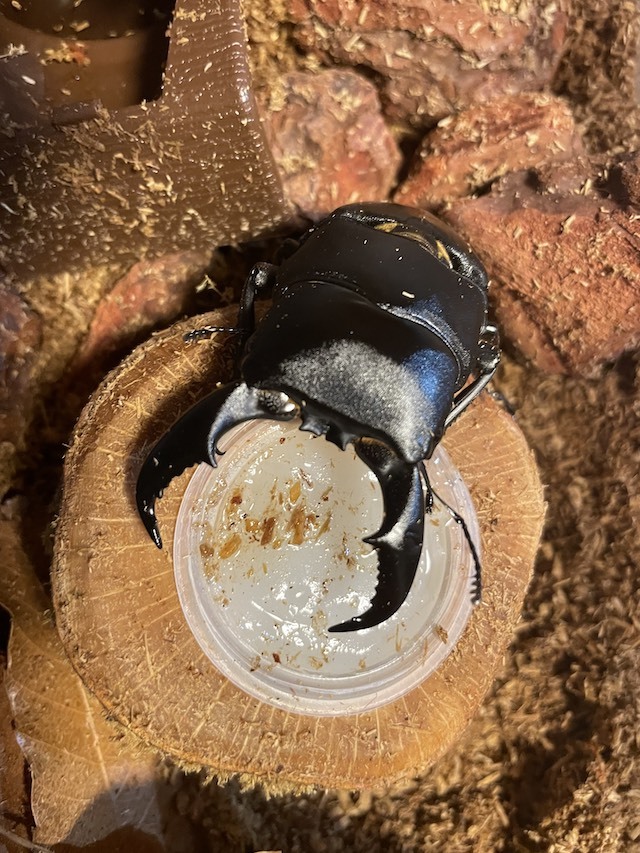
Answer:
[
  {"left": 423, "top": 464, "right": 482, "bottom": 605},
  {"left": 328, "top": 440, "right": 424, "bottom": 632},
  {"left": 183, "top": 326, "right": 241, "bottom": 342}
]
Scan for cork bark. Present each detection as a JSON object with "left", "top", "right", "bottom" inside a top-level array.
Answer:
[
  {"left": 52, "top": 309, "right": 544, "bottom": 792},
  {"left": 288, "top": 0, "right": 567, "bottom": 130},
  {"left": 394, "top": 92, "right": 586, "bottom": 209},
  {"left": 445, "top": 165, "right": 640, "bottom": 374}
]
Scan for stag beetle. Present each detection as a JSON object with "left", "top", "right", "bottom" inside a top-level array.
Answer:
[{"left": 136, "top": 203, "right": 500, "bottom": 633}]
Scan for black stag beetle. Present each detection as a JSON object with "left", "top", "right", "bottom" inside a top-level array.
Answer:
[{"left": 136, "top": 203, "right": 500, "bottom": 633}]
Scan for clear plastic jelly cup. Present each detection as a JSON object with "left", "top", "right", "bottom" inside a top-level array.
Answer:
[{"left": 173, "top": 419, "right": 480, "bottom": 716}]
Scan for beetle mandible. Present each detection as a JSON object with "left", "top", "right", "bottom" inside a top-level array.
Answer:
[{"left": 136, "top": 202, "right": 500, "bottom": 632}]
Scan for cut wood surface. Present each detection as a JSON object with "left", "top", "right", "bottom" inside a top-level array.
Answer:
[
  {"left": 0, "top": 520, "right": 167, "bottom": 848},
  {"left": 52, "top": 309, "right": 545, "bottom": 792}
]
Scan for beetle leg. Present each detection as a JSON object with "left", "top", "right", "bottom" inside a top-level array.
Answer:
[
  {"left": 237, "top": 262, "right": 277, "bottom": 340},
  {"left": 445, "top": 324, "right": 500, "bottom": 427},
  {"left": 181, "top": 263, "right": 277, "bottom": 345},
  {"left": 419, "top": 461, "right": 482, "bottom": 604},
  {"left": 136, "top": 382, "right": 296, "bottom": 549},
  {"left": 328, "top": 439, "right": 424, "bottom": 633}
]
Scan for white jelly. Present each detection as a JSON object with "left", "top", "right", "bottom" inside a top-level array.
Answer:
[{"left": 173, "top": 419, "right": 479, "bottom": 716}]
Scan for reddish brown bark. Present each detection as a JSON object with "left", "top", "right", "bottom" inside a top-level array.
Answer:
[
  {"left": 289, "top": 0, "right": 567, "bottom": 130},
  {"left": 395, "top": 93, "right": 586, "bottom": 208},
  {"left": 262, "top": 69, "right": 401, "bottom": 220},
  {"left": 446, "top": 166, "right": 640, "bottom": 373}
]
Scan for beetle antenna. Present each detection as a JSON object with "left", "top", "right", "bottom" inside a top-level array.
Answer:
[
  {"left": 419, "top": 461, "right": 481, "bottom": 604},
  {"left": 418, "top": 460, "right": 434, "bottom": 514},
  {"left": 182, "top": 262, "right": 278, "bottom": 345},
  {"left": 183, "top": 326, "right": 241, "bottom": 342}
]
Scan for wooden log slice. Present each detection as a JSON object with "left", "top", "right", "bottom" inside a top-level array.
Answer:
[{"left": 52, "top": 309, "right": 545, "bottom": 792}]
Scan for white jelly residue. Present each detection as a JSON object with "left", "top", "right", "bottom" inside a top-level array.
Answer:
[{"left": 174, "top": 419, "right": 479, "bottom": 716}]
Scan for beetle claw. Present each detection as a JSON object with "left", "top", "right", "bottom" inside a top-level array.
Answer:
[
  {"left": 328, "top": 440, "right": 425, "bottom": 633},
  {"left": 136, "top": 383, "right": 242, "bottom": 548},
  {"left": 136, "top": 383, "right": 298, "bottom": 549}
]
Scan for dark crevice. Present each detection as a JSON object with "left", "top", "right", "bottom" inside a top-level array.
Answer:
[{"left": 0, "top": 0, "right": 177, "bottom": 106}]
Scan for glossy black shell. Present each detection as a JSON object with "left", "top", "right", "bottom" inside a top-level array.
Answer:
[
  {"left": 136, "top": 202, "right": 497, "bottom": 631},
  {"left": 241, "top": 203, "right": 490, "bottom": 462}
]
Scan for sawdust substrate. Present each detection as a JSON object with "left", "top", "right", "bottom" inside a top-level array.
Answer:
[
  {"left": 146, "top": 351, "right": 640, "bottom": 853},
  {"left": 2, "top": 0, "right": 639, "bottom": 849}
]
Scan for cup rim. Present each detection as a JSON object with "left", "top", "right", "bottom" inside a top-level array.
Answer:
[{"left": 173, "top": 420, "right": 480, "bottom": 717}]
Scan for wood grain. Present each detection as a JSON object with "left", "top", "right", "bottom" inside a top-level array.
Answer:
[
  {"left": 53, "top": 309, "right": 545, "bottom": 791},
  {"left": 0, "top": 0, "right": 289, "bottom": 281},
  {"left": 0, "top": 521, "right": 165, "bottom": 847}
]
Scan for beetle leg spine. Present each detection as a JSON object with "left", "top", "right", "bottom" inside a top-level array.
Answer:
[{"left": 429, "top": 479, "right": 482, "bottom": 605}]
